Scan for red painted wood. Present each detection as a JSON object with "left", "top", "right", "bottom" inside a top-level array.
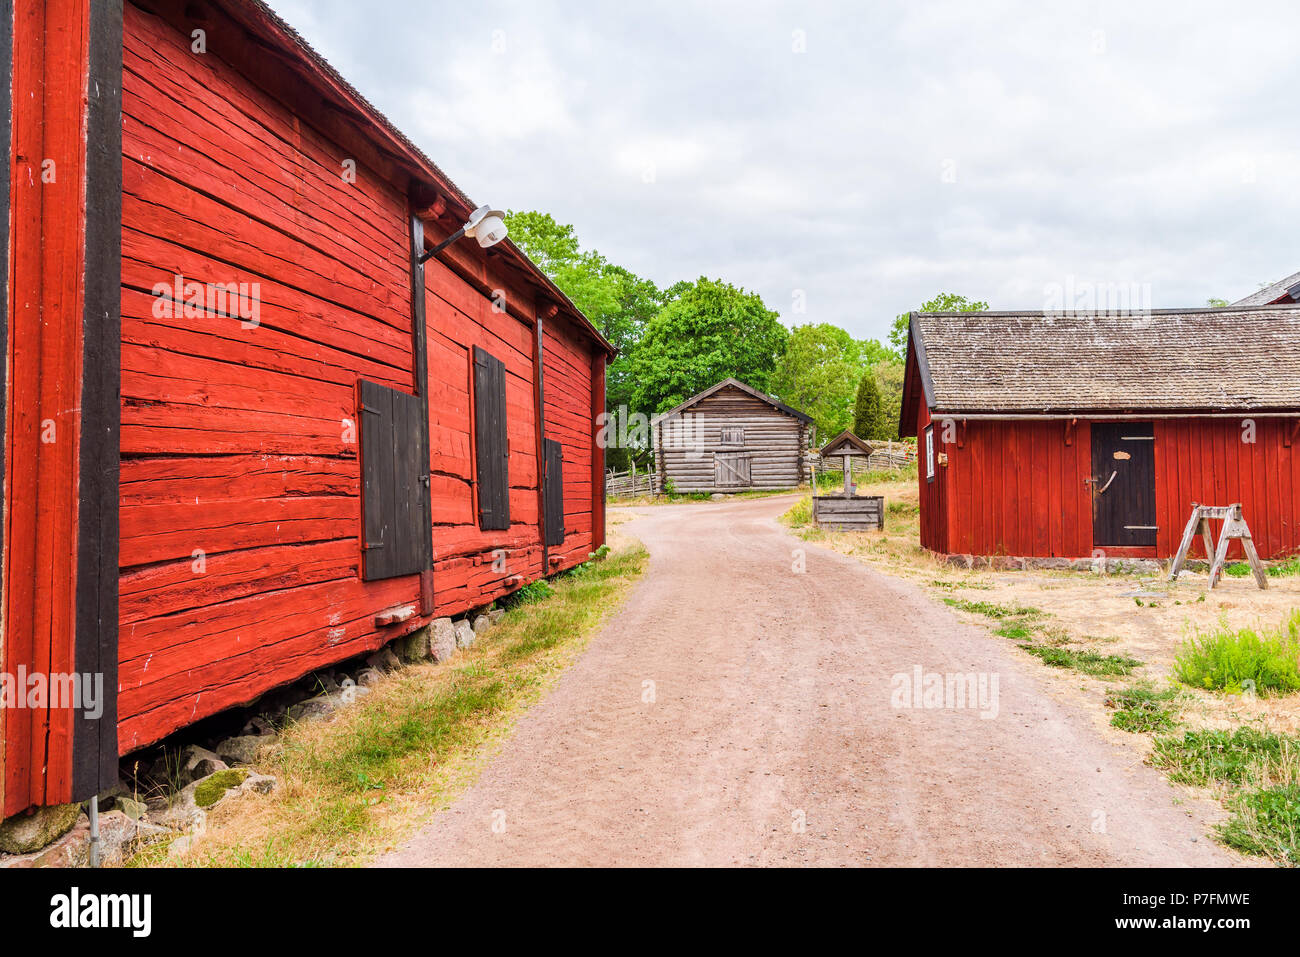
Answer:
[
  {"left": 2, "top": 3, "right": 610, "bottom": 804},
  {"left": 3, "top": 0, "right": 96, "bottom": 816},
  {"left": 103, "top": 2, "right": 606, "bottom": 758},
  {"left": 921, "top": 413, "right": 1299, "bottom": 561}
]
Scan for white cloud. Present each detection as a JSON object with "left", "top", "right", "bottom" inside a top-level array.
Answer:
[{"left": 266, "top": 0, "right": 1300, "bottom": 340}]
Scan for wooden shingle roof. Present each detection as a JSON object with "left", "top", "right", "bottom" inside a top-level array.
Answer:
[
  {"left": 1233, "top": 271, "right": 1300, "bottom": 306},
  {"left": 649, "top": 378, "right": 814, "bottom": 425},
  {"left": 908, "top": 306, "right": 1300, "bottom": 415},
  {"left": 819, "top": 431, "right": 875, "bottom": 457}
]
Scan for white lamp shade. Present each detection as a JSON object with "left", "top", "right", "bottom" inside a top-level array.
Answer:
[
  {"left": 463, "top": 205, "right": 507, "bottom": 248},
  {"left": 472, "top": 214, "right": 507, "bottom": 248}
]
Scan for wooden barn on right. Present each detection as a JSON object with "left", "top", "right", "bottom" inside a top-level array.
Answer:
[{"left": 900, "top": 304, "right": 1300, "bottom": 560}]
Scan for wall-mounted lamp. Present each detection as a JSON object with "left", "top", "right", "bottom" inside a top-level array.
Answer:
[{"left": 418, "top": 204, "right": 508, "bottom": 264}]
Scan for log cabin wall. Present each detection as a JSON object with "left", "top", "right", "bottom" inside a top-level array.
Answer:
[{"left": 657, "top": 384, "right": 808, "bottom": 492}]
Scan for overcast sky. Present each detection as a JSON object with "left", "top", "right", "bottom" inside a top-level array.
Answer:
[{"left": 268, "top": 0, "right": 1300, "bottom": 342}]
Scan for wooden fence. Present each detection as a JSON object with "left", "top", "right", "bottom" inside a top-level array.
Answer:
[
  {"left": 606, "top": 464, "right": 659, "bottom": 497},
  {"left": 606, "top": 441, "right": 915, "bottom": 500},
  {"left": 812, "top": 440, "right": 917, "bottom": 475}
]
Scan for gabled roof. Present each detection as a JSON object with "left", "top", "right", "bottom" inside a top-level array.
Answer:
[
  {"left": 819, "top": 431, "right": 875, "bottom": 457},
  {"left": 1233, "top": 270, "right": 1300, "bottom": 306},
  {"left": 214, "top": 1, "right": 614, "bottom": 356},
  {"left": 650, "top": 378, "right": 815, "bottom": 425},
  {"left": 901, "top": 306, "right": 1300, "bottom": 424}
]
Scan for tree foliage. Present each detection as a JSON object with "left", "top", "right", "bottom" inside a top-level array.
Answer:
[
  {"left": 770, "top": 324, "right": 870, "bottom": 439},
  {"left": 853, "top": 372, "right": 886, "bottom": 441},
  {"left": 505, "top": 211, "right": 663, "bottom": 422},
  {"left": 629, "top": 278, "right": 788, "bottom": 415}
]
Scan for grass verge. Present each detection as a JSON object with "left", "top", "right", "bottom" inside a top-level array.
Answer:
[
  {"left": 132, "top": 542, "right": 649, "bottom": 868},
  {"left": 1149, "top": 726, "right": 1300, "bottom": 866},
  {"left": 943, "top": 598, "right": 1045, "bottom": 620},
  {"left": 1017, "top": 643, "right": 1141, "bottom": 677},
  {"left": 1218, "top": 785, "right": 1300, "bottom": 865},
  {"left": 1105, "top": 683, "right": 1181, "bottom": 733},
  {"left": 1173, "top": 610, "right": 1300, "bottom": 695}
]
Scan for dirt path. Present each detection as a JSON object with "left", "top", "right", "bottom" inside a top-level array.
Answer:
[{"left": 379, "top": 496, "right": 1241, "bottom": 867}]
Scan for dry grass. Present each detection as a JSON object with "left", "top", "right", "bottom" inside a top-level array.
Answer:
[{"left": 131, "top": 534, "right": 649, "bottom": 868}]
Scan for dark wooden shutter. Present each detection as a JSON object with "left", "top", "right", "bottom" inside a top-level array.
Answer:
[
  {"left": 544, "top": 437, "right": 565, "bottom": 546},
  {"left": 360, "top": 380, "right": 431, "bottom": 580},
  {"left": 474, "top": 346, "right": 511, "bottom": 530}
]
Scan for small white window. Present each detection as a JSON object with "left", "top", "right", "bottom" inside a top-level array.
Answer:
[{"left": 925, "top": 427, "right": 935, "bottom": 483}]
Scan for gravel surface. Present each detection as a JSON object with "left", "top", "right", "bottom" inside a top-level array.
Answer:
[{"left": 379, "top": 496, "right": 1243, "bottom": 867}]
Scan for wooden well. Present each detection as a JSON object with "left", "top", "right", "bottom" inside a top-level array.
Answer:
[{"left": 812, "top": 431, "right": 885, "bottom": 531}]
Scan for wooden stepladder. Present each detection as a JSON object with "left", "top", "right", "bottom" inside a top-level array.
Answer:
[{"left": 1168, "top": 503, "right": 1268, "bottom": 590}]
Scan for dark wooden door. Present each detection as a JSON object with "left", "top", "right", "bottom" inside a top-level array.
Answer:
[
  {"left": 1091, "top": 422, "right": 1157, "bottom": 548},
  {"left": 543, "top": 437, "right": 565, "bottom": 546},
  {"left": 359, "top": 379, "right": 432, "bottom": 580},
  {"left": 473, "top": 346, "right": 510, "bottom": 530}
]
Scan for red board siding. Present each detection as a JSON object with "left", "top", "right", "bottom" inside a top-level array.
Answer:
[
  {"left": 939, "top": 419, "right": 1093, "bottom": 558},
  {"left": 918, "top": 411, "right": 1300, "bottom": 561},
  {"left": 1, "top": 2, "right": 606, "bottom": 813},
  {"left": 116, "top": 3, "right": 423, "bottom": 753},
  {"left": 542, "top": 313, "right": 596, "bottom": 570},
  {"left": 915, "top": 404, "right": 948, "bottom": 553},
  {"left": 1155, "top": 418, "right": 1300, "bottom": 561},
  {"left": 3, "top": 0, "right": 93, "bottom": 816},
  {"left": 422, "top": 258, "right": 544, "bottom": 609}
]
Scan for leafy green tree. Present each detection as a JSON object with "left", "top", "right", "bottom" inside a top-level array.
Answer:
[
  {"left": 770, "top": 324, "right": 867, "bottom": 438},
  {"left": 871, "top": 360, "right": 905, "bottom": 441},
  {"left": 630, "top": 278, "right": 788, "bottom": 415},
  {"left": 1207, "top": 297, "right": 1230, "bottom": 308},
  {"left": 505, "top": 211, "right": 665, "bottom": 468},
  {"left": 888, "top": 292, "right": 990, "bottom": 357},
  {"left": 853, "top": 371, "right": 885, "bottom": 441}
]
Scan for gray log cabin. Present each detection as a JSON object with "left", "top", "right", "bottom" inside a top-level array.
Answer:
[{"left": 650, "top": 378, "right": 815, "bottom": 493}]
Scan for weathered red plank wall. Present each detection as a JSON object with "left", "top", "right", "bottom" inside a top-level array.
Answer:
[
  {"left": 1, "top": 0, "right": 114, "bottom": 816},
  {"left": 938, "top": 419, "right": 1094, "bottom": 558},
  {"left": 543, "top": 313, "right": 596, "bottom": 569},
  {"left": 117, "top": 2, "right": 429, "bottom": 752},
  {"left": 926, "top": 415, "right": 1298, "bottom": 560},
  {"left": 914, "top": 403, "right": 949, "bottom": 553},
  {"left": 421, "top": 252, "right": 544, "bottom": 606},
  {"left": 1154, "top": 418, "right": 1300, "bottom": 561}
]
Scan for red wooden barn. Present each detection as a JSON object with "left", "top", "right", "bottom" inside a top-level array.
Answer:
[
  {"left": 901, "top": 306, "right": 1300, "bottom": 562},
  {"left": 1, "top": 0, "right": 613, "bottom": 817}
]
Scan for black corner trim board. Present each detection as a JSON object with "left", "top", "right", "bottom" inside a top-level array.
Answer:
[
  {"left": 72, "top": 0, "right": 124, "bottom": 802},
  {"left": 408, "top": 213, "right": 434, "bottom": 575}
]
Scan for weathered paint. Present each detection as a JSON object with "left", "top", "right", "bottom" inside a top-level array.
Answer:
[
  {"left": 2, "top": 0, "right": 611, "bottom": 815},
  {"left": 912, "top": 388, "right": 1300, "bottom": 561}
]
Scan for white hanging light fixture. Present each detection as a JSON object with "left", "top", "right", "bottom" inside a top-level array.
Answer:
[{"left": 418, "top": 204, "right": 508, "bottom": 263}]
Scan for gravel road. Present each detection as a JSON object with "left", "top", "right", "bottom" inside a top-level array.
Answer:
[{"left": 379, "top": 495, "right": 1241, "bottom": 867}]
